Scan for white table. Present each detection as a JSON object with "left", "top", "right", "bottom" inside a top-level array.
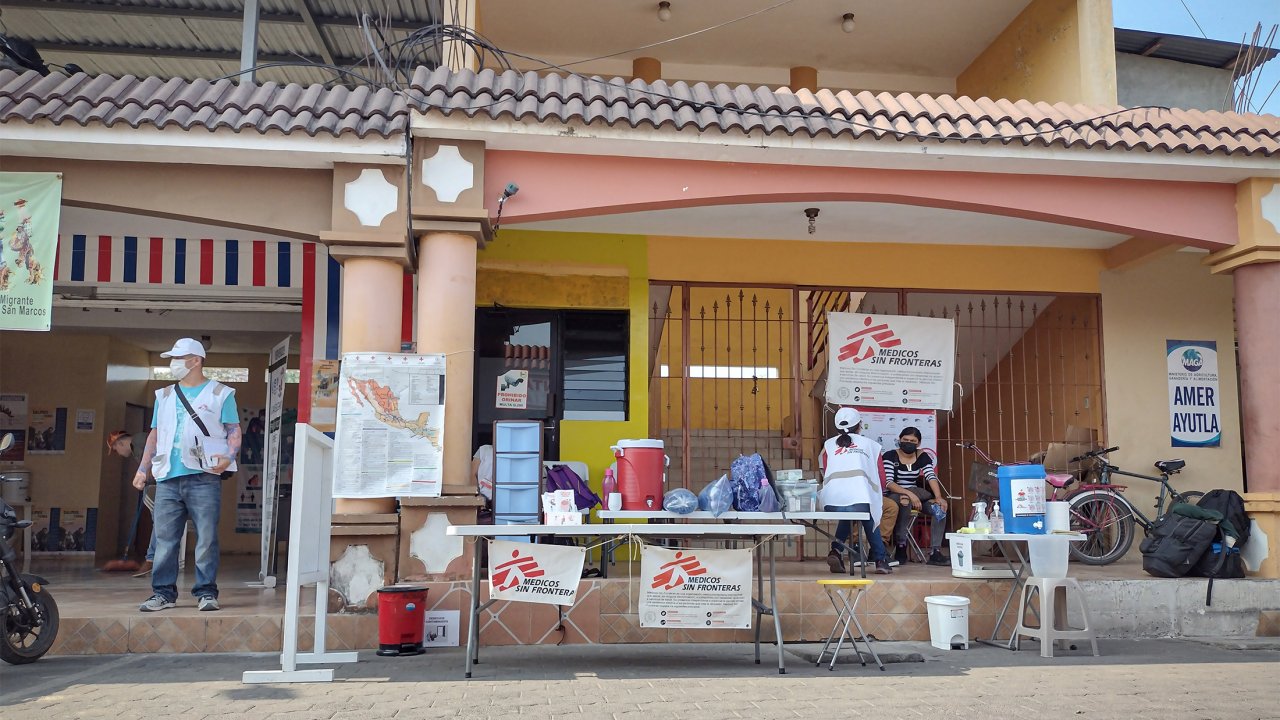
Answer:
[
  {"left": 447, "top": 523, "right": 807, "bottom": 677},
  {"left": 598, "top": 510, "right": 874, "bottom": 576},
  {"left": 945, "top": 532, "right": 1086, "bottom": 650}
]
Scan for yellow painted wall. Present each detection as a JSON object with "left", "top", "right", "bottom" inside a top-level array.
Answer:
[
  {"left": 477, "top": 230, "right": 650, "bottom": 499},
  {"left": 1100, "top": 252, "right": 1242, "bottom": 511},
  {"left": 649, "top": 237, "right": 1105, "bottom": 293},
  {"left": 957, "top": 0, "right": 1117, "bottom": 105}
]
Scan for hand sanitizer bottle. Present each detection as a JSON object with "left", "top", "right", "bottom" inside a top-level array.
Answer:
[{"left": 990, "top": 503, "right": 1005, "bottom": 534}]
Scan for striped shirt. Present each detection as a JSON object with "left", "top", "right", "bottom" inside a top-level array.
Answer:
[{"left": 882, "top": 451, "right": 938, "bottom": 491}]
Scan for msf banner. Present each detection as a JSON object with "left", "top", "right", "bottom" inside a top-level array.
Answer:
[
  {"left": 488, "top": 540, "right": 586, "bottom": 607},
  {"left": 639, "top": 546, "right": 752, "bottom": 629},
  {"left": 0, "top": 172, "right": 62, "bottom": 331},
  {"left": 826, "top": 312, "right": 956, "bottom": 411}
]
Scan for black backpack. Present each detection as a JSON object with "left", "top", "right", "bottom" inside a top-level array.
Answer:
[
  {"left": 1140, "top": 511, "right": 1220, "bottom": 578},
  {"left": 1195, "top": 490, "right": 1250, "bottom": 547}
]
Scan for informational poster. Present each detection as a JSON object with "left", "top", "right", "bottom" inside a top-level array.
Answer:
[
  {"left": 827, "top": 312, "right": 956, "bottom": 411},
  {"left": 854, "top": 407, "right": 938, "bottom": 456},
  {"left": 1008, "top": 477, "right": 1046, "bottom": 517},
  {"left": 1167, "top": 340, "right": 1221, "bottom": 448},
  {"left": 75, "top": 409, "right": 95, "bottom": 432},
  {"left": 310, "top": 359, "right": 340, "bottom": 432},
  {"left": 236, "top": 465, "right": 263, "bottom": 534},
  {"left": 28, "top": 407, "right": 67, "bottom": 454},
  {"left": 495, "top": 370, "right": 529, "bottom": 410},
  {"left": 950, "top": 536, "right": 974, "bottom": 573},
  {"left": 640, "top": 547, "right": 753, "bottom": 629},
  {"left": 0, "top": 393, "right": 28, "bottom": 462},
  {"left": 334, "top": 353, "right": 446, "bottom": 498},
  {"left": 488, "top": 540, "right": 586, "bottom": 606},
  {"left": 423, "top": 610, "right": 460, "bottom": 647},
  {"left": 261, "top": 337, "right": 289, "bottom": 581},
  {"left": 0, "top": 172, "right": 61, "bottom": 331}
]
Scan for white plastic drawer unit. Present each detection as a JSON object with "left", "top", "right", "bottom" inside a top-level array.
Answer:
[
  {"left": 494, "top": 484, "right": 540, "bottom": 515},
  {"left": 495, "top": 454, "right": 541, "bottom": 486},
  {"left": 494, "top": 421, "right": 541, "bottom": 454}
]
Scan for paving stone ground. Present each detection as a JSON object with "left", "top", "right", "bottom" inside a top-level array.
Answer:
[{"left": 2, "top": 639, "right": 1278, "bottom": 719}]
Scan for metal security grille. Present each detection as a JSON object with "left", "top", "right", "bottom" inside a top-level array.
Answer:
[{"left": 651, "top": 283, "right": 1104, "bottom": 561}]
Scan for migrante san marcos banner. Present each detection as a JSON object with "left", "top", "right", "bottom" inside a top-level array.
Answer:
[{"left": 0, "top": 173, "right": 62, "bottom": 331}]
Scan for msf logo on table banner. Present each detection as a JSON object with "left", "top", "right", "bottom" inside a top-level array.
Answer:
[
  {"left": 651, "top": 551, "right": 708, "bottom": 590},
  {"left": 488, "top": 540, "right": 584, "bottom": 606}
]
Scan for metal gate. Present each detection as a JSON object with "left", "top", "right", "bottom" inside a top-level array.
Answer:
[{"left": 650, "top": 283, "right": 1104, "bottom": 560}]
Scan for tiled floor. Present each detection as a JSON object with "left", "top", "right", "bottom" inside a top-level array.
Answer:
[{"left": 37, "top": 551, "right": 1150, "bottom": 655}]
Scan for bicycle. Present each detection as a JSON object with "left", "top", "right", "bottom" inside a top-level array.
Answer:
[{"left": 1056, "top": 446, "right": 1203, "bottom": 566}]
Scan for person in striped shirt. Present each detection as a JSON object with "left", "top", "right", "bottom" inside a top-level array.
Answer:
[{"left": 882, "top": 427, "right": 949, "bottom": 566}]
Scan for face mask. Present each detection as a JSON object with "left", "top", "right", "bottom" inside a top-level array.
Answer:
[
  {"left": 899, "top": 441, "right": 918, "bottom": 454},
  {"left": 169, "top": 358, "right": 192, "bottom": 381}
]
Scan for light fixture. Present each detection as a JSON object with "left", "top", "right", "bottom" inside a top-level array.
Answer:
[
  {"left": 657, "top": 1, "right": 672, "bottom": 22},
  {"left": 805, "top": 207, "right": 820, "bottom": 234},
  {"left": 842, "top": 13, "right": 856, "bottom": 33}
]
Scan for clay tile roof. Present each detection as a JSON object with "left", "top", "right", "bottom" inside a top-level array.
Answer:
[
  {"left": 406, "top": 67, "right": 1280, "bottom": 157},
  {"left": 5, "top": 67, "right": 1280, "bottom": 157},
  {"left": 0, "top": 69, "right": 409, "bottom": 138}
]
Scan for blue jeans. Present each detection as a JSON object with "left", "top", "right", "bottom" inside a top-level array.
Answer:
[
  {"left": 152, "top": 473, "right": 222, "bottom": 601},
  {"left": 824, "top": 503, "right": 888, "bottom": 562}
]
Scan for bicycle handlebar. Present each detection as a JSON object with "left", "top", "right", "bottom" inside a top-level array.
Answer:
[{"left": 1070, "top": 446, "right": 1120, "bottom": 463}]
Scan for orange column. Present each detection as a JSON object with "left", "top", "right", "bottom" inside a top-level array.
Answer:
[
  {"left": 790, "top": 66, "right": 818, "bottom": 91},
  {"left": 416, "top": 231, "right": 479, "bottom": 493},
  {"left": 633, "top": 57, "right": 661, "bottom": 83}
]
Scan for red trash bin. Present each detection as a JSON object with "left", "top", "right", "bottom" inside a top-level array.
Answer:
[{"left": 376, "top": 585, "right": 428, "bottom": 656}]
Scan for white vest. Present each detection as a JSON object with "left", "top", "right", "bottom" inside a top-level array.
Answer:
[
  {"left": 819, "top": 434, "right": 884, "bottom": 523},
  {"left": 152, "top": 381, "right": 238, "bottom": 479}
]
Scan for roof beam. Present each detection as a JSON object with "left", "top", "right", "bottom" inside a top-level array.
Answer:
[
  {"left": 1139, "top": 38, "right": 1164, "bottom": 56},
  {"left": 2, "top": 0, "right": 427, "bottom": 31},
  {"left": 295, "top": 0, "right": 337, "bottom": 66},
  {"left": 1105, "top": 236, "right": 1179, "bottom": 271},
  {"left": 28, "top": 40, "right": 368, "bottom": 67}
]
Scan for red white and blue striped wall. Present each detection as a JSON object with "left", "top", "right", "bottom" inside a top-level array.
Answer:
[{"left": 53, "top": 235, "right": 416, "bottom": 424}]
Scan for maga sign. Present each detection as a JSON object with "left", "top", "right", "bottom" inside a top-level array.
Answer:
[{"left": 1167, "top": 340, "right": 1221, "bottom": 448}]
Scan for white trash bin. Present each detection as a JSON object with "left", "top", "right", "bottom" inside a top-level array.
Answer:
[{"left": 925, "top": 595, "right": 970, "bottom": 650}]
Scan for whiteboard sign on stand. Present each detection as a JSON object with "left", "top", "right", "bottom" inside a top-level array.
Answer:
[{"left": 243, "top": 424, "right": 359, "bottom": 684}]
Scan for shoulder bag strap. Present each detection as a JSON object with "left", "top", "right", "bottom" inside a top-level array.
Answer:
[{"left": 174, "top": 385, "right": 211, "bottom": 437}]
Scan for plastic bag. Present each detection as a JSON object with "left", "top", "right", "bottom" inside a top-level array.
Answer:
[
  {"left": 729, "top": 454, "right": 768, "bottom": 511},
  {"left": 697, "top": 474, "right": 733, "bottom": 517},
  {"left": 757, "top": 479, "right": 781, "bottom": 513},
  {"left": 663, "top": 488, "right": 699, "bottom": 515}
]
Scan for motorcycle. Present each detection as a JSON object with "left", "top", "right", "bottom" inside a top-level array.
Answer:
[{"left": 0, "top": 432, "right": 60, "bottom": 664}]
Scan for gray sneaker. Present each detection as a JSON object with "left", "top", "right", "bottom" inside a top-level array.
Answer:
[
  {"left": 139, "top": 594, "right": 176, "bottom": 612},
  {"left": 197, "top": 596, "right": 220, "bottom": 612}
]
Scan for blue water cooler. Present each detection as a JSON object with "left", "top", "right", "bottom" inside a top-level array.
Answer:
[{"left": 997, "top": 464, "right": 1048, "bottom": 534}]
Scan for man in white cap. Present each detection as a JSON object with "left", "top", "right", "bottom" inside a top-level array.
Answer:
[
  {"left": 819, "top": 407, "right": 891, "bottom": 574},
  {"left": 132, "top": 338, "right": 241, "bottom": 612}
]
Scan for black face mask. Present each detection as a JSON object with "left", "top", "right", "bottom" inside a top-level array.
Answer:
[{"left": 899, "top": 442, "right": 918, "bottom": 454}]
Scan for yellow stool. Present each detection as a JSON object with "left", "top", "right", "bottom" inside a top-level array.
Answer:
[{"left": 815, "top": 579, "right": 884, "bottom": 671}]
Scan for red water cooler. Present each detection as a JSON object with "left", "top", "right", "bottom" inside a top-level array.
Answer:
[
  {"left": 376, "top": 585, "right": 428, "bottom": 656},
  {"left": 612, "top": 439, "right": 668, "bottom": 510}
]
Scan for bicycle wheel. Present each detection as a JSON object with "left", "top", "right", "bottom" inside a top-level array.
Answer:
[{"left": 1068, "top": 492, "right": 1135, "bottom": 565}]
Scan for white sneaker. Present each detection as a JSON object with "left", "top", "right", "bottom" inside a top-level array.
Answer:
[
  {"left": 139, "top": 594, "right": 176, "bottom": 612},
  {"left": 197, "top": 596, "right": 220, "bottom": 612}
]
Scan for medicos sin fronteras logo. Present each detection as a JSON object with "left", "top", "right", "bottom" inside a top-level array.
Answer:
[
  {"left": 1180, "top": 348, "right": 1204, "bottom": 372},
  {"left": 838, "top": 316, "right": 901, "bottom": 364},
  {"left": 651, "top": 551, "right": 708, "bottom": 590},
  {"left": 491, "top": 549, "right": 545, "bottom": 592}
]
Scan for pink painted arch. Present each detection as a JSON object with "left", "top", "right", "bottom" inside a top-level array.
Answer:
[{"left": 484, "top": 151, "right": 1238, "bottom": 250}]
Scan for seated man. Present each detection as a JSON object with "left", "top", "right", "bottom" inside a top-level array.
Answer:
[{"left": 881, "top": 427, "right": 949, "bottom": 566}]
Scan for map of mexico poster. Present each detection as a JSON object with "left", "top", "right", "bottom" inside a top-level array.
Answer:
[{"left": 334, "top": 353, "right": 447, "bottom": 497}]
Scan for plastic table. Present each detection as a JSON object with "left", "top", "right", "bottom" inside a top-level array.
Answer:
[
  {"left": 598, "top": 510, "right": 874, "bottom": 577},
  {"left": 945, "top": 531, "right": 1085, "bottom": 650},
  {"left": 447, "top": 523, "right": 807, "bottom": 677}
]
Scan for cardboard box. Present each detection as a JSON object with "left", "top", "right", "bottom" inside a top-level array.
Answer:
[{"left": 1042, "top": 425, "right": 1100, "bottom": 471}]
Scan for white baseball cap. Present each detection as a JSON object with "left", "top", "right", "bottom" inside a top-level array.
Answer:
[
  {"left": 834, "top": 407, "right": 861, "bottom": 430},
  {"left": 160, "top": 337, "right": 207, "bottom": 359}
]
